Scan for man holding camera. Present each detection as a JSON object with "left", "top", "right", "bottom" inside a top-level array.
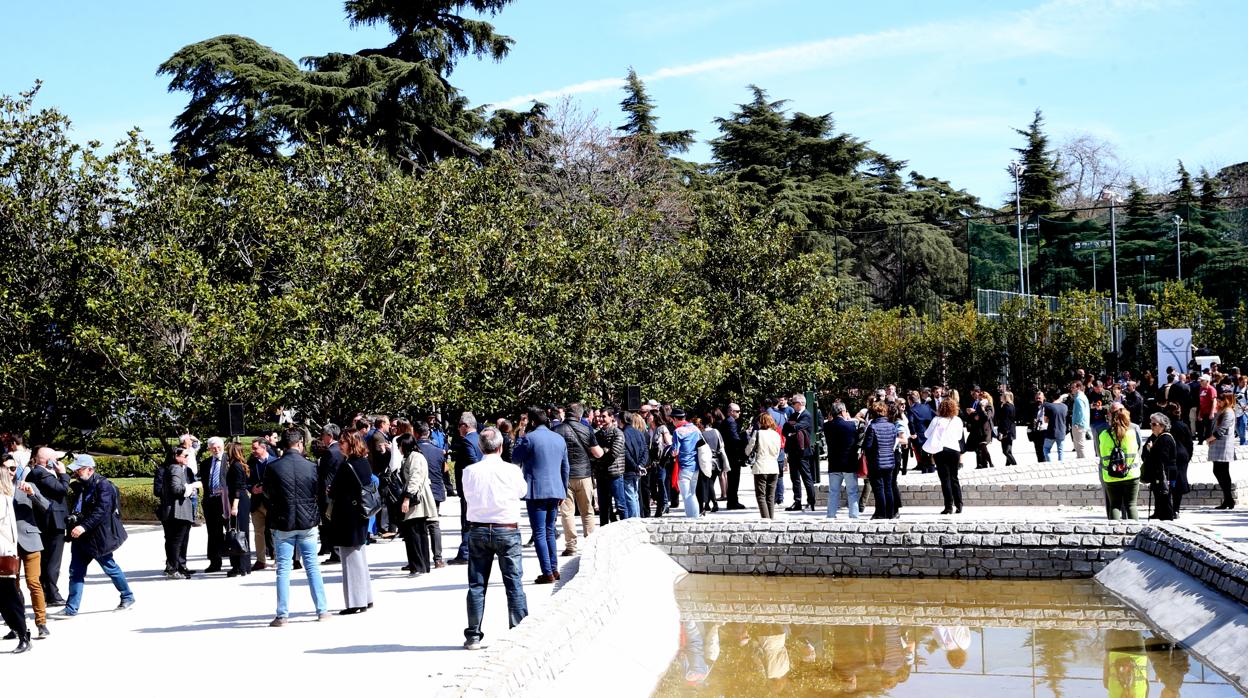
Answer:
[{"left": 56, "top": 455, "right": 134, "bottom": 617}]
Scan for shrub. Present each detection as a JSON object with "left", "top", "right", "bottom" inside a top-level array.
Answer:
[
  {"left": 92, "top": 455, "right": 160, "bottom": 479},
  {"left": 114, "top": 477, "right": 159, "bottom": 522}
]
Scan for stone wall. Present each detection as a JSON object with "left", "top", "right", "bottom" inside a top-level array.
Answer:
[
  {"left": 1129, "top": 523, "right": 1248, "bottom": 607},
  {"left": 647, "top": 519, "right": 1143, "bottom": 578},
  {"left": 818, "top": 481, "right": 1234, "bottom": 509}
]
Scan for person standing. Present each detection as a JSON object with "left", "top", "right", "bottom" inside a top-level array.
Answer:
[
  {"left": 197, "top": 437, "right": 228, "bottom": 574},
  {"left": 862, "top": 402, "right": 899, "bottom": 519},
  {"left": 553, "top": 403, "right": 602, "bottom": 555},
  {"left": 823, "top": 402, "right": 860, "bottom": 519},
  {"left": 247, "top": 439, "right": 275, "bottom": 571},
  {"left": 997, "top": 391, "right": 1018, "bottom": 466},
  {"left": 316, "top": 424, "right": 344, "bottom": 563},
  {"left": 1, "top": 461, "right": 32, "bottom": 652},
  {"left": 669, "top": 408, "right": 704, "bottom": 519},
  {"left": 59, "top": 455, "right": 134, "bottom": 617},
  {"left": 1165, "top": 402, "right": 1194, "bottom": 516},
  {"left": 158, "top": 447, "right": 199, "bottom": 578},
  {"left": 1069, "top": 382, "right": 1091, "bottom": 460},
  {"left": 1208, "top": 388, "right": 1238, "bottom": 509},
  {"left": 1097, "top": 409, "right": 1142, "bottom": 520},
  {"left": 512, "top": 407, "right": 568, "bottom": 584},
  {"left": 263, "top": 430, "right": 330, "bottom": 626},
  {"left": 415, "top": 423, "right": 447, "bottom": 568},
  {"left": 907, "top": 392, "right": 936, "bottom": 474},
  {"left": 225, "top": 442, "right": 253, "bottom": 577},
  {"left": 327, "top": 432, "right": 373, "bottom": 614},
  {"left": 448, "top": 412, "right": 484, "bottom": 565},
  {"left": 782, "top": 394, "right": 817, "bottom": 512},
  {"left": 462, "top": 427, "right": 528, "bottom": 650},
  {"left": 1141, "top": 414, "right": 1176, "bottom": 521},
  {"left": 25, "top": 447, "right": 69, "bottom": 606},
  {"left": 621, "top": 412, "right": 648, "bottom": 519},
  {"left": 924, "top": 398, "right": 965, "bottom": 515},
  {"left": 1196, "top": 374, "right": 1217, "bottom": 440},
  {"left": 397, "top": 433, "right": 437, "bottom": 577},
  {"left": 593, "top": 408, "right": 626, "bottom": 526},
  {"left": 1043, "top": 393, "right": 1069, "bottom": 462},
  {"left": 718, "top": 403, "right": 748, "bottom": 510},
  {"left": 8, "top": 455, "right": 49, "bottom": 640}
]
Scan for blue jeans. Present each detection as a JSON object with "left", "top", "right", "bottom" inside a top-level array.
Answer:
[
  {"left": 620, "top": 473, "right": 641, "bottom": 519},
  {"left": 465, "top": 526, "right": 528, "bottom": 643},
  {"left": 1237, "top": 413, "right": 1247, "bottom": 445},
  {"left": 775, "top": 453, "right": 786, "bottom": 503},
  {"left": 273, "top": 528, "right": 328, "bottom": 618},
  {"left": 525, "top": 499, "right": 560, "bottom": 576},
  {"left": 611, "top": 476, "right": 628, "bottom": 520},
  {"left": 65, "top": 548, "right": 133, "bottom": 615},
  {"left": 826, "top": 472, "right": 860, "bottom": 519},
  {"left": 1043, "top": 437, "right": 1064, "bottom": 462},
  {"left": 678, "top": 466, "right": 700, "bottom": 518}
]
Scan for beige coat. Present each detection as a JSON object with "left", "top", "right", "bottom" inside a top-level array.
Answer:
[
  {"left": 401, "top": 451, "right": 438, "bottom": 521},
  {"left": 745, "top": 428, "right": 782, "bottom": 475}
]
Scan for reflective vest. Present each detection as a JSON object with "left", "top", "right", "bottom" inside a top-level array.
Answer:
[{"left": 1098, "top": 428, "right": 1141, "bottom": 483}]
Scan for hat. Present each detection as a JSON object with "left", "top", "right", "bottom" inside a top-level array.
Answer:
[
  {"left": 1200, "top": 374, "right": 1211, "bottom": 382},
  {"left": 670, "top": 407, "right": 687, "bottom": 419},
  {"left": 68, "top": 454, "right": 96, "bottom": 471},
  {"left": 647, "top": 399, "right": 660, "bottom": 408}
]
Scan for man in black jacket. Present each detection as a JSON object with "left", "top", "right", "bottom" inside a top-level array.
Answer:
[
  {"left": 197, "top": 437, "right": 228, "bottom": 574},
  {"left": 782, "top": 394, "right": 817, "bottom": 511},
  {"left": 262, "top": 429, "right": 329, "bottom": 627},
  {"left": 58, "top": 455, "right": 134, "bottom": 617},
  {"left": 415, "top": 423, "right": 447, "bottom": 568},
  {"left": 25, "top": 447, "right": 70, "bottom": 606},
  {"left": 823, "top": 402, "right": 862, "bottom": 519},
  {"left": 316, "top": 424, "right": 345, "bottom": 561},
  {"left": 718, "top": 404, "right": 748, "bottom": 510}
]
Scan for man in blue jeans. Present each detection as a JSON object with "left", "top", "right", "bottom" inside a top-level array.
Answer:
[
  {"left": 57, "top": 455, "right": 134, "bottom": 617},
  {"left": 263, "top": 430, "right": 330, "bottom": 626},
  {"left": 512, "top": 407, "right": 569, "bottom": 585},
  {"left": 462, "top": 427, "right": 528, "bottom": 649}
]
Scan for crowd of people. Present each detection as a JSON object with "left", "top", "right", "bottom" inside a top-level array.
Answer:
[{"left": 0, "top": 362, "right": 1243, "bottom": 653}]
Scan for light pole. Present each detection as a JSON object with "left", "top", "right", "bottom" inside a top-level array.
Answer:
[
  {"left": 1137, "top": 254, "right": 1156, "bottom": 288},
  {"left": 1172, "top": 215, "right": 1183, "bottom": 281},
  {"left": 1073, "top": 240, "right": 1110, "bottom": 294},
  {"left": 1009, "top": 161, "right": 1026, "bottom": 297},
  {"left": 1100, "top": 187, "right": 1123, "bottom": 355}
]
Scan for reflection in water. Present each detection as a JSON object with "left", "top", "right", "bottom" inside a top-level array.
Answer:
[{"left": 653, "top": 577, "right": 1242, "bottom": 697}]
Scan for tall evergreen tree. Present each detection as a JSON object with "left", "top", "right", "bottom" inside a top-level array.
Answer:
[
  {"left": 617, "top": 68, "right": 694, "bottom": 155},
  {"left": 1170, "top": 160, "right": 1196, "bottom": 208},
  {"left": 1009, "top": 109, "right": 1066, "bottom": 216}
]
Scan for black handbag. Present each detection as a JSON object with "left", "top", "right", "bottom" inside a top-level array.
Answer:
[
  {"left": 347, "top": 462, "right": 384, "bottom": 520},
  {"left": 225, "top": 515, "right": 248, "bottom": 556}
]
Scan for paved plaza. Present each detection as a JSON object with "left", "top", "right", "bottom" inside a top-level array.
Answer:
[{"left": 5, "top": 430, "right": 1247, "bottom": 694}]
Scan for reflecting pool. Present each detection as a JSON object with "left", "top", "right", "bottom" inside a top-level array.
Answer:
[{"left": 653, "top": 576, "right": 1242, "bottom": 697}]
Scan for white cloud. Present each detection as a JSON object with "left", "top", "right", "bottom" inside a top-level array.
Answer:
[{"left": 489, "top": 0, "right": 1165, "bottom": 110}]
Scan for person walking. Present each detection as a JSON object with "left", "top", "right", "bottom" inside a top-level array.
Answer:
[
  {"left": 512, "top": 407, "right": 568, "bottom": 584},
  {"left": 225, "top": 442, "right": 253, "bottom": 577},
  {"left": 462, "top": 427, "right": 528, "bottom": 650},
  {"left": 397, "top": 433, "right": 437, "bottom": 577},
  {"left": 924, "top": 398, "right": 965, "bottom": 515},
  {"left": 1141, "top": 414, "right": 1177, "bottom": 521},
  {"left": 823, "top": 402, "right": 859, "bottom": 519},
  {"left": 1097, "top": 408, "right": 1143, "bottom": 520},
  {"left": 327, "top": 431, "right": 373, "bottom": 614},
  {"left": 59, "top": 455, "right": 134, "bottom": 617},
  {"left": 157, "top": 447, "right": 199, "bottom": 578},
  {"left": 263, "top": 430, "right": 330, "bottom": 626},
  {"left": 746, "top": 413, "right": 782, "bottom": 519},
  {"left": 1208, "top": 387, "right": 1238, "bottom": 509},
  {"left": 1, "top": 461, "right": 32, "bottom": 653}
]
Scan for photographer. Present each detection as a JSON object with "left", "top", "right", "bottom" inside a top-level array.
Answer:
[{"left": 56, "top": 455, "right": 134, "bottom": 617}]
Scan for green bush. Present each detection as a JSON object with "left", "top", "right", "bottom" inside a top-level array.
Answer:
[
  {"left": 93, "top": 454, "right": 160, "bottom": 479},
  {"left": 114, "top": 477, "right": 159, "bottom": 522}
]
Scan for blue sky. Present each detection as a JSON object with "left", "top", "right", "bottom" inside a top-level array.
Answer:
[{"left": 3, "top": 0, "right": 1244, "bottom": 203}]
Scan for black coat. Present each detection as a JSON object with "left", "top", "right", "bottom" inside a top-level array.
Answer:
[
  {"left": 823, "top": 417, "right": 860, "bottom": 473},
  {"left": 317, "top": 442, "right": 345, "bottom": 511},
  {"left": 263, "top": 450, "right": 321, "bottom": 532},
  {"left": 67, "top": 475, "right": 128, "bottom": 558},
  {"left": 417, "top": 438, "right": 447, "bottom": 502},
  {"left": 907, "top": 403, "right": 936, "bottom": 447},
  {"left": 997, "top": 403, "right": 1017, "bottom": 441},
  {"left": 226, "top": 460, "right": 252, "bottom": 527},
  {"left": 26, "top": 465, "right": 70, "bottom": 531},
  {"left": 783, "top": 409, "right": 815, "bottom": 458},
  {"left": 327, "top": 456, "right": 372, "bottom": 548}
]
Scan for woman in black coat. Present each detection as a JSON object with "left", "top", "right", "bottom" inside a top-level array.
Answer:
[
  {"left": 1141, "top": 413, "right": 1177, "bottom": 521},
  {"left": 997, "top": 392, "right": 1017, "bottom": 466},
  {"left": 328, "top": 431, "right": 373, "bottom": 614},
  {"left": 225, "top": 443, "right": 252, "bottom": 576},
  {"left": 1165, "top": 402, "right": 1194, "bottom": 515}
]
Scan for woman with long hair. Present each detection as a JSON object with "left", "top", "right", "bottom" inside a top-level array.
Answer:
[
  {"left": 1098, "top": 407, "right": 1142, "bottom": 520},
  {"left": 328, "top": 431, "right": 374, "bottom": 614},
  {"left": 745, "top": 413, "right": 782, "bottom": 519},
  {"left": 0, "top": 457, "right": 31, "bottom": 652},
  {"left": 923, "top": 398, "right": 964, "bottom": 515},
  {"left": 710, "top": 408, "right": 729, "bottom": 501},
  {"left": 225, "top": 442, "right": 252, "bottom": 576},
  {"left": 998, "top": 391, "right": 1017, "bottom": 466},
  {"left": 1208, "top": 388, "right": 1238, "bottom": 509},
  {"left": 973, "top": 392, "right": 996, "bottom": 469}
]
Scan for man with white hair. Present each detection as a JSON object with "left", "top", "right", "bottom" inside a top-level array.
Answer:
[
  {"left": 718, "top": 403, "right": 747, "bottom": 510},
  {"left": 782, "top": 393, "right": 817, "bottom": 512},
  {"left": 197, "top": 436, "right": 228, "bottom": 574}
]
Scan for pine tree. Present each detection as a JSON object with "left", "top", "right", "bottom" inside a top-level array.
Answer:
[
  {"left": 617, "top": 68, "right": 694, "bottom": 155},
  {"left": 1171, "top": 160, "right": 1196, "bottom": 207},
  {"left": 1009, "top": 109, "right": 1067, "bottom": 216}
]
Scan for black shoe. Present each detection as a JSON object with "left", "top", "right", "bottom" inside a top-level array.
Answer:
[
  {"left": 115, "top": 598, "right": 135, "bottom": 611},
  {"left": 447, "top": 557, "right": 469, "bottom": 565},
  {"left": 2, "top": 631, "right": 13, "bottom": 640},
  {"left": 203, "top": 564, "right": 223, "bottom": 574},
  {"left": 955, "top": 506, "right": 963, "bottom": 514},
  {"left": 975, "top": 465, "right": 987, "bottom": 469},
  {"left": 226, "top": 569, "right": 243, "bottom": 578},
  {"left": 179, "top": 568, "right": 196, "bottom": 578},
  {"left": 324, "top": 555, "right": 341, "bottom": 565},
  {"left": 784, "top": 503, "right": 802, "bottom": 512},
  {"left": 940, "top": 508, "right": 952, "bottom": 515},
  {"left": 807, "top": 503, "right": 816, "bottom": 512},
  {"left": 36, "top": 625, "right": 49, "bottom": 639},
  {"left": 45, "top": 599, "right": 65, "bottom": 608},
  {"left": 338, "top": 607, "right": 364, "bottom": 615},
  {"left": 14, "top": 632, "right": 31, "bottom": 654},
  {"left": 726, "top": 503, "right": 747, "bottom": 510}
]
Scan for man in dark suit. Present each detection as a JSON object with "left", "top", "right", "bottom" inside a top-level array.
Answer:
[
  {"left": 906, "top": 393, "right": 937, "bottom": 474},
  {"left": 415, "top": 423, "right": 447, "bottom": 568},
  {"left": 26, "top": 447, "right": 70, "bottom": 605},
  {"left": 822, "top": 401, "right": 861, "bottom": 519},
  {"left": 197, "top": 437, "right": 228, "bottom": 574},
  {"left": 717, "top": 403, "right": 747, "bottom": 510},
  {"left": 511, "top": 407, "right": 569, "bottom": 584},
  {"left": 448, "top": 412, "right": 484, "bottom": 565},
  {"left": 316, "top": 424, "right": 344, "bottom": 562},
  {"left": 782, "top": 393, "right": 816, "bottom": 511}
]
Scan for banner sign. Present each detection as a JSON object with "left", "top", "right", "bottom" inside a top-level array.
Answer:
[{"left": 1156, "top": 329, "right": 1192, "bottom": 381}]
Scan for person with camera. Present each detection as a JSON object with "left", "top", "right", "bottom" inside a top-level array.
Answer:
[{"left": 56, "top": 455, "right": 134, "bottom": 617}]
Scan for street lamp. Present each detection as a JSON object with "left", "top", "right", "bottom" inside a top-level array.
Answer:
[
  {"left": 1172, "top": 215, "right": 1183, "bottom": 281},
  {"left": 1137, "top": 254, "right": 1156, "bottom": 288},
  {"left": 1100, "top": 187, "right": 1123, "bottom": 355},
  {"left": 1009, "top": 160, "right": 1026, "bottom": 297},
  {"left": 1073, "top": 240, "right": 1110, "bottom": 294}
]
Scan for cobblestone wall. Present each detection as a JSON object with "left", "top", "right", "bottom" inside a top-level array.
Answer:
[
  {"left": 1129, "top": 523, "right": 1248, "bottom": 607},
  {"left": 818, "top": 481, "right": 1235, "bottom": 508},
  {"left": 645, "top": 519, "right": 1142, "bottom": 578}
]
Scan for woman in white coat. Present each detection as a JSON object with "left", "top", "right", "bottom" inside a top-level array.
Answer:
[
  {"left": 746, "top": 413, "right": 783, "bottom": 519},
  {"left": 1, "top": 457, "right": 32, "bottom": 653},
  {"left": 397, "top": 434, "right": 437, "bottom": 576}
]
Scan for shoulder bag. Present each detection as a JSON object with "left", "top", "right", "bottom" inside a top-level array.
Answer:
[
  {"left": 225, "top": 514, "right": 248, "bottom": 556},
  {"left": 348, "top": 461, "right": 384, "bottom": 520}
]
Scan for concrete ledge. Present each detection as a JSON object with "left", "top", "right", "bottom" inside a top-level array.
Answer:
[{"left": 1128, "top": 523, "right": 1248, "bottom": 607}]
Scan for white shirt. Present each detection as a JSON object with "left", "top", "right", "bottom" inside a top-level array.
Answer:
[
  {"left": 923, "top": 416, "right": 965, "bottom": 454},
  {"left": 462, "top": 453, "right": 527, "bottom": 525}
]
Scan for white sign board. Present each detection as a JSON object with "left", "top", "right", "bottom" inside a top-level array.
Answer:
[{"left": 1156, "top": 328, "right": 1192, "bottom": 381}]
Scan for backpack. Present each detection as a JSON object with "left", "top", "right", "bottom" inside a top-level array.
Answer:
[
  {"left": 152, "top": 463, "right": 166, "bottom": 500},
  {"left": 1106, "top": 434, "right": 1129, "bottom": 478}
]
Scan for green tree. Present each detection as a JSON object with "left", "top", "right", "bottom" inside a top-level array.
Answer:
[
  {"left": 1010, "top": 109, "right": 1067, "bottom": 217},
  {"left": 617, "top": 68, "right": 694, "bottom": 155}
]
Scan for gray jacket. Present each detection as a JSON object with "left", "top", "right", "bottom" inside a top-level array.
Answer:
[
  {"left": 161, "top": 463, "right": 197, "bottom": 523},
  {"left": 13, "top": 486, "right": 48, "bottom": 553},
  {"left": 1208, "top": 408, "right": 1238, "bottom": 463}
]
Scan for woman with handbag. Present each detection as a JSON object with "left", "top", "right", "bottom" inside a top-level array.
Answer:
[
  {"left": 328, "top": 431, "right": 374, "bottom": 614},
  {"left": 700, "top": 417, "right": 728, "bottom": 514},
  {"left": 1, "top": 457, "right": 31, "bottom": 653},
  {"left": 745, "top": 413, "right": 782, "bottom": 519},
  {"left": 396, "top": 434, "right": 436, "bottom": 577},
  {"left": 997, "top": 392, "right": 1018, "bottom": 466},
  {"left": 1165, "top": 402, "right": 1193, "bottom": 515},
  {"left": 225, "top": 443, "right": 253, "bottom": 577},
  {"left": 1208, "top": 388, "right": 1238, "bottom": 509},
  {"left": 923, "top": 398, "right": 965, "bottom": 515},
  {"left": 1141, "top": 414, "right": 1177, "bottom": 521}
]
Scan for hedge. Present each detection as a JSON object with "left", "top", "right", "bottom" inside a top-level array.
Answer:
[
  {"left": 114, "top": 476, "right": 159, "bottom": 523},
  {"left": 92, "top": 454, "right": 160, "bottom": 479}
]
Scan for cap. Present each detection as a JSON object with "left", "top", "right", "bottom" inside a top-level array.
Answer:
[
  {"left": 647, "top": 399, "right": 660, "bottom": 408},
  {"left": 670, "top": 407, "right": 687, "bottom": 419},
  {"left": 1200, "top": 374, "right": 1212, "bottom": 382},
  {"left": 68, "top": 454, "right": 96, "bottom": 471}
]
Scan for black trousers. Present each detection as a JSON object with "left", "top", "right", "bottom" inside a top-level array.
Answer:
[
  {"left": 974, "top": 442, "right": 994, "bottom": 468},
  {"left": 39, "top": 528, "right": 65, "bottom": 602},
  {"left": 935, "top": 450, "right": 963, "bottom": 510},
  {"left": 228, "top": 497, "right": 252, "bottom": 574},
  {"left": 1148, "top": 481, "right": 1174, "bottom": 520},
  {"left": 402, "top": 518, "right": 431, "bottom": 573},
  {"left": 427, "top": 502, "right": 444, "bottom": 562},
  {"left": 0, "top": 579, "right": 27, "bottom": 638},
  {"left": 162, "top": 519, "right": 192, "bottom": 572},
  {"left": 788, "top": 453, "right": 816, "bottom": 507},
  {"left": 596, "top": 473, "right": 619, "bottom": 527},
  {"left": 696, "top": 471, "right": 715, "bottom": 513},
  {"left": 1213, "top": 461, "right": 1234, "bottom": 504},
  {"left": 1030, "top": 432, "right": 1046, "bottom": 461},
  {"left": 726, "top": 457, "right": 744, "bottom": 506},
  {"left": 203, "top": 496, "right": 225, "bottom": 567},
  {"left": 1001, "top": 437, "right": 1017, "bottom": 465}
]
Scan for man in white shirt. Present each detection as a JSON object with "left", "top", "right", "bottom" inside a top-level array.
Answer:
[{"left": 461, "top": 426, "right": 529, "bottom": 650}]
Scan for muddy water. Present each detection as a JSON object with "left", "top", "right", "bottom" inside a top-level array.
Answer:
[{"left": 653, "top": 575, "right": 1242, "bottom": 697}]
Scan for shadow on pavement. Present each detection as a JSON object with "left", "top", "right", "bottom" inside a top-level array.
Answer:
[
  {"left": 306, "top": 644, "right": 463, "bottom": 654},
  {"left": 135, "top": 613, "right": 275, "bottom": 633}
]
